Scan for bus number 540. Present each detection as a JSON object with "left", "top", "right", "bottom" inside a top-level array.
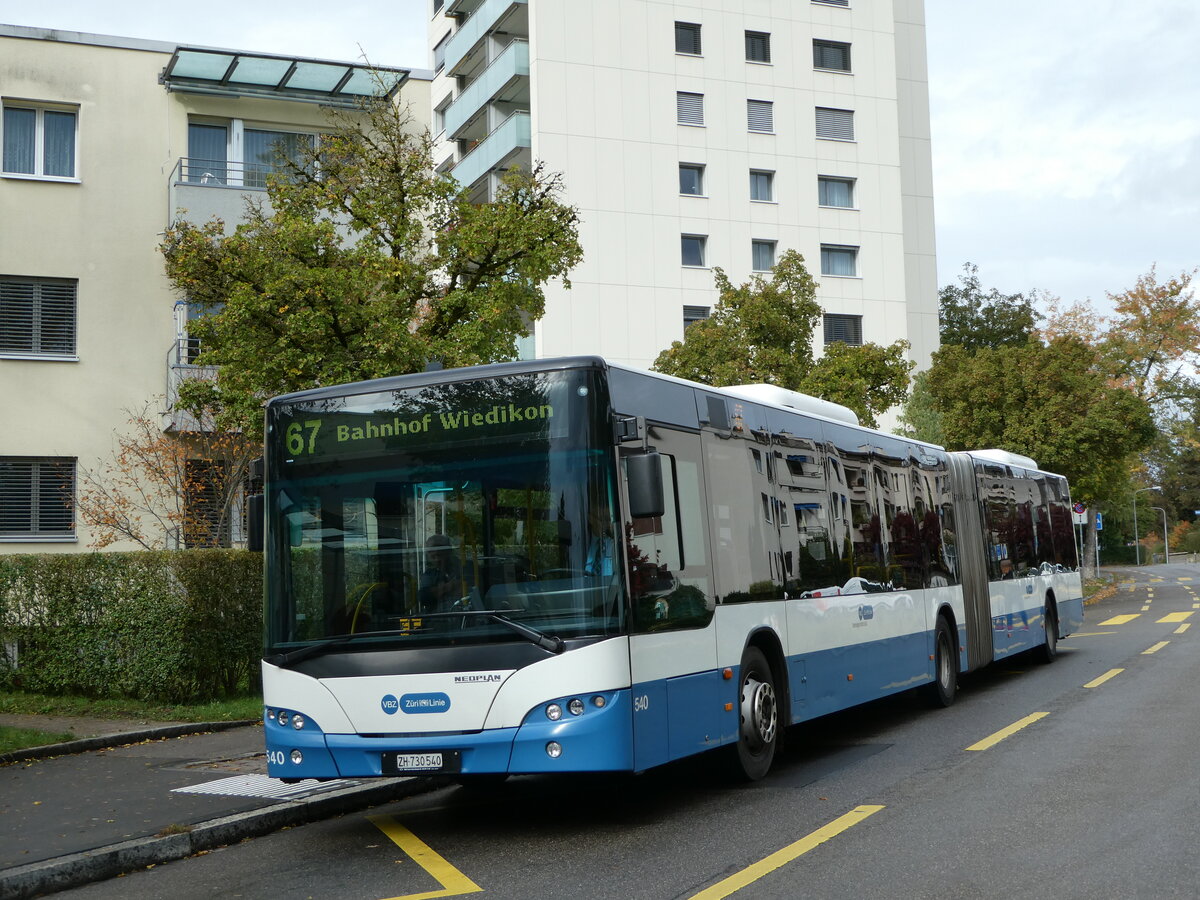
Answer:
[{"left": 633, "top": 694, "right": 650, "bottom": 712}]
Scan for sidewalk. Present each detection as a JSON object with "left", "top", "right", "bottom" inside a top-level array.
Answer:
[{"left": 0, "top": 717, "right": 435, "bottom": 899}]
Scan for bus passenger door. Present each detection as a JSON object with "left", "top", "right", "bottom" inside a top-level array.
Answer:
[{"left": 622, "top": 427, "right": 719, "bottom": 770}]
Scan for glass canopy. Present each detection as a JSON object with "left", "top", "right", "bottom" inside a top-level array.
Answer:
[{"left": 162, "top": 47, "right": 408, "bottom": 106}]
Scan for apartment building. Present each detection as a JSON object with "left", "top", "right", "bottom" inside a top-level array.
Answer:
[
  {"left": 428, "top": 0, "right": 938, "bottom": 371},
  {"left": 0, "top": 24, "right": 430, "bottom": 552}
]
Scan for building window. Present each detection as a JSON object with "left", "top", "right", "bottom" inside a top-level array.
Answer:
[
  {"left": 821, "top": 244, "right": 858, "bottom": 277},
  {"left": 679, "top": 163, "right": 705, "bottom": 196},
  {"left": 814, "top": 0, "right": 851, "bottom": 6},
  {"left": 2, "top": 104, "right": 77, "bottom": 178},
  {"left": 0, "top": 457, "right": 75, "bottom": 538},
  {"left": 434, "top": 95, "right": 452, "bottom": 137},
  {"left": 677, "top": 92, "right": 705, "bottom": 126},
  {"left": 683, "top": 305, "right": 710, "bottom": 331},
  {"left": 433, "top": 0, "right": 444, "bottom": 13},
  {"left": 433, "top": 32, "right": 450, "bottom": 72},
  {"left": 813, "top": 39, "right": 852, "bottom": 71},
  {"left": 0, "top": 277, "right": 77, "bottom": 358},
  {"left": 818, "top": 176, "right": 855, "bottom": 207},
  {"left": 747, "top": 100, "right": 774, "bottom": 134},
  {"left": 750, "top": 169, "right": 774, "bottom": 202},
  {"left": 752, "top": 240, "right": 776, "bottom": 272},
  {"left": 681, "top": 234, "right": 707, "bottom": 267},
  {"left": 815, "top": 107, "right": 855, "bottom": 141},
  {"left": 675, "top": 22, "right": 702, "bottom": 55},
  {"left": 824, "top": 313, "right": 863, "bottom": 345},
  {"left": 185, "top": 119, "right": 317, "bottom": 187},
  {"left": 745, "top": 31, "right": 771, "bottom": 63}
]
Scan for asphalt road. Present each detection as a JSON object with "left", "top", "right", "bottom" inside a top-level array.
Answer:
[{"left": 62, "top": 564, "right": 1200, "bottom": 900}]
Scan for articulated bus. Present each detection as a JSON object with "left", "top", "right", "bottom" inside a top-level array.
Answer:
[{"left": 261, "top": 357, "right": 1082, "bottom": 782}]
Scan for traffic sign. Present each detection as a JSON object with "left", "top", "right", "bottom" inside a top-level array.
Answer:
[
  {"left": 1072, "top": 502, "right": 1086, "bottom": 515},
  {"left": 1095, "top": 512, "right": 1103, "bottom": 531}
]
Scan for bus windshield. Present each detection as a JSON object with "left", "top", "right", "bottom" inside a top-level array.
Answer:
[{"left": 264, "top": 369, "right": 622, "bottom": 656}]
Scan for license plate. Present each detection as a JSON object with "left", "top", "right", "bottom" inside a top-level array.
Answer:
[{"left": 382, "top": 750, "right": 461, "bottom": 775}]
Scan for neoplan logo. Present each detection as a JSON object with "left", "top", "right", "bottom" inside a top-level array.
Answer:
[{"left": 454, "top": 674, "right": 502, "bottom": 683}]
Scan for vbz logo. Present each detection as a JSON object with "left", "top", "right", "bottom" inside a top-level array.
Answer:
[{"left": 381, "top": 693, "right": 400, "bottom": 715}]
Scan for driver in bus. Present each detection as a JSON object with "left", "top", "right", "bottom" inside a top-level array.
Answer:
[{"left": 419, "top": 534, "right": 466, "bottom": 612}]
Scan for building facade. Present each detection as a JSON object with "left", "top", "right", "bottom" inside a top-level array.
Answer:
[
  {"left": 0, "top": 25, "right": 430, "bottom": 552},
  {"left": 428, "top": 0, "right": 938, "bottom": 371}
]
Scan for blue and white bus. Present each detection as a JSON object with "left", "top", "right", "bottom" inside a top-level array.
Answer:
[{"left": 260, "top": 357, "right": 1082, "bottom": 782}]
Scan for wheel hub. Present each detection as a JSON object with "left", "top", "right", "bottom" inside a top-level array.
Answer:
[{"left": 741, "top": 676, "right": 777, "bottom": 748}]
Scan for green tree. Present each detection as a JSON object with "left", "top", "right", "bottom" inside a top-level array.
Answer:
[
  {"left": 651, "top": 250, "right": 913, "bottom": 428},
  {"left": 927, "top": 338, "right": 1157, "bottom": 575},
  {"left": 894, "top": 369, "right": 944, "bottom": 445},
  {"left": 162, "top": 98, "right": 582, "bottom": 438},
  {"left": 939, "top": 263, "right": 1041, "bottom": 351}
]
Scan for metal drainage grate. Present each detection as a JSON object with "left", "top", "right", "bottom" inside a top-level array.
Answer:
[{"left": 172, "top": 774, "right": 357, "bottom": 800}]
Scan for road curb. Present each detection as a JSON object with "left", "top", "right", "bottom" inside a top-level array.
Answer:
[
  {"left": 0, "top": 776, "right": 438, "bottom": 899},
  {"left": 0, "top": 720, "right": 260, "bottom": 766}
]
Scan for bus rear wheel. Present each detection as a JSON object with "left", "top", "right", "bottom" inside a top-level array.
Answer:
[
  {"left": 1034, "top": 603, "right": 1059, "bottom": 664},
  {"left": 923, "top": 616, "right": 957, "bottom": 708},
  {"left": 731, "top": 646, "right": 778, "bottom": 781}
]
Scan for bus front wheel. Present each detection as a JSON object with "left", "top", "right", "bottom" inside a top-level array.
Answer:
[{"left": 732, "top": 646, "right": 778, "bottom": 781}]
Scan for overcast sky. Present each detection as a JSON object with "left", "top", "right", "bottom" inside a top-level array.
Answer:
[{"left": 5, "top": 0, "right": 1197, "bottom": 312}]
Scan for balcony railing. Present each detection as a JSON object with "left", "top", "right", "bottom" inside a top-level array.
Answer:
[
  {"left": 450, "top": 110, "right": 531, "bottom": 191},
  {"left": 170, "top": 157, "right": 294, "bottom": 190},
  {"left": 445, "top": 39, "right": 529, "bottom": 139},
  {"left": 444, "top": 0, "right": 528, "bottom": 76},
  {"left": 165, "top": 338, "right": 218, "bottom": 432}
]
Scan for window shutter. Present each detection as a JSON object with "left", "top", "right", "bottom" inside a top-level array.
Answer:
[
  {"left": 0, "top": 279, "right": 76, "bottom": 356},
  {"left": 814, "top": 0, "right": 850, "bottom": 6},
  {"left": 677, "top": 92, "right": 704, "bottom": 125},
  {"left": 0, "top": 457, "right": 74, "bottom": 535},
  {"left": 824, "top": 314, "right": 863, "bottom": 345},
  {"left": 747, "top": 100, "right": 774, "bottom": 133},
  {"left": 0, "top": 459, "right": 34, "bottom": 533},
  {"left": 813, "top": 40, "right": 851, "bottom": 71},
  {"left": 675, "top": 22, "right": 702, "bottom": 55},
  {"left": 815, "top": 107, "right": 854, "bottom": 140},
  {"left": 745, "top": 31, "right": 771, "bottom": 63}
]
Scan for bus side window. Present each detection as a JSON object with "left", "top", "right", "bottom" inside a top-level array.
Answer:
[{"left": 628, "top": 450, "right": 713, "bottom": 631}]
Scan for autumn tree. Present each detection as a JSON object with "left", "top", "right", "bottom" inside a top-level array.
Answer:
[
  {"left": 76, "top": 403, "right": 256, "bottom": 550},
  {"left": 163, "top": 96, "right": 582, "bottom": 439},
  {"left": 651, "top": 250, "right": 914, "bottom": 427},
  {"left": 938, "top": 263, "right": 1041, "bottom": 351}
]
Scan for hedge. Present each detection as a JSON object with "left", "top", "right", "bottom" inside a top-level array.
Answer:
[{"left": 0, "top": 550, "right": 262, "bottom": 703}]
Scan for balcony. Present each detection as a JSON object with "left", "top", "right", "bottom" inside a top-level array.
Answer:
[
  {"left": 450, "top": 111, "right": 531, "bottom": 194},
  {"left": 164, "top": 337, "right": 218, "bottom": 433},
  {"left": 444, "top": 0, "right": 528, "bottom": 79},
  {"left": 168, "top": 157, "right": 278, "bottom": 227},
  {"left": 445, "top": 39, "right": 529, "bottom": 142}
]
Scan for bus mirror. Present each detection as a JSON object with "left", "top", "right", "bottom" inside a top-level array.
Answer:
[
  {"left": 627, "top": 451, "right": 665, "bottom": 519},
  {"left": 247, "top": 493, "right": 265, "bottom": 553}
]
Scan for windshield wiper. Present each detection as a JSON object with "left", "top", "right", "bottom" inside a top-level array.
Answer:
[
  {"left": 410, "top": 609, "right": 566, "bottom": 654},
  {"left": 266, "top": 629, "right": 416, "bottom": 667}
]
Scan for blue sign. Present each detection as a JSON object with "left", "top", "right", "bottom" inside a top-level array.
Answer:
[
  {"left": 400, "top": 693, "right": 451, "bottom": 714},
  {"left": 1096, "top": 513, "right": 1103, "bottom": 531},
  {"left": 381, "top": 694, "right": 400, "bottom": 715}
]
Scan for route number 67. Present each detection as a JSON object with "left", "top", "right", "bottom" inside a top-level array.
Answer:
[{"left": 285, "top": 420, "right": 322, "bottom": 456}]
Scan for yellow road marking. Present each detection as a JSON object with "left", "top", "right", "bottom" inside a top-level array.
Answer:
[
  {"left": 1176, "top": 624, "right": 1190, "bottom": 635},
  {"left": 966, "top": 712, "right": 1050, "bottom": 751},
  {"left": 1072, "top": 631, "right": 1118, "bottom": 636},
  {"left": 1143, "top": 641, "right": 1170, "bottom": 655},
  {"left": 1157, "top": 611, "right": 1194, "bottom": 623},
  {"left": 370, "top": 815, "right": 483, "bottom": 900},
  {"left": 1084, "top": 668, "right": 1124, "bottom": 688},
  {"left": 1179, "top": 578, "right": 1193, "bottom": 582},
  {"left": 688, "top": 805, "right": 885, "bottom": 900},
  {"left": 1151, "top": 578, "right": 1165, "bottom": 582},
  {"left": 1098, "top": 614, "right": 1140, "bottom": 626},
  {"left": 1141, "top": 605, "right": 1151, "bottom": 611},
  {"left": 1193, "top": 603, "right": 1199, "bottom": 609}
]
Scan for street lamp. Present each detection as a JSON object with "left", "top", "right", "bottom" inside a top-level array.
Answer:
[
  {"left": 1133, "top": 485, "right": 1161, "bottom": 566},
  {"left": 1150, "top": 506, "right": 1170, "bottom": 564}
]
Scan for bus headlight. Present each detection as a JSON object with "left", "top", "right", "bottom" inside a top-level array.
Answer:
[
  {"left": 546, "top": 742, "right": 562, "bottom": 758},
  {"left": 568, "top": 699, "right": 585, "bottom": 716},
  {"left": 290, "top": 749, "right": 304, "bottom": 764},
  {"left": 592, "top": 695, "right": 607, "bottom": 709},
  {"left": 291, "top": 714, "right": 306, "bottom": 730},
  {"left": 545, "top": 703, "right": 563, "bottom": 721},
  {"left": 277, "top": 710, "right": 289, "bottom": 727}
]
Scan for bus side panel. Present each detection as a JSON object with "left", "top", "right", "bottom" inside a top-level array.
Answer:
[
  {"left": 1055, "top": 570, "right": 1084, "bottom": 635},
  {"left": 989, "top": 578, "right": 1040, "bottom": 659},
  {"left": 630, "top": 629, "right": 722, "bottom": 769}
]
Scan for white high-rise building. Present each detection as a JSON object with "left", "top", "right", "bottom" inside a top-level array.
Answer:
[{"left": 428, "top": 0, "right": 938, "bottom": 371}]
